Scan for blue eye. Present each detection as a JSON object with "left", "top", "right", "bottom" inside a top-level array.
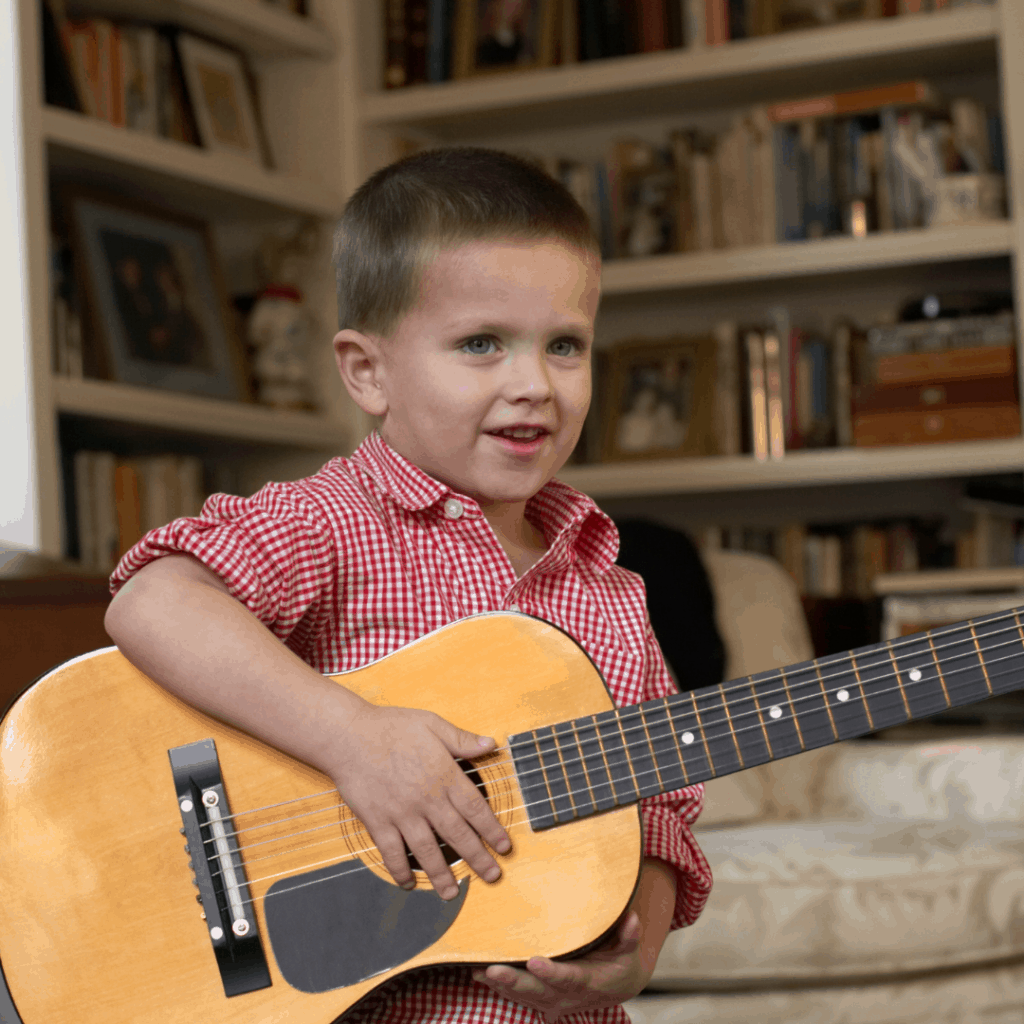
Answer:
[
  {"left": 549, "top": 338, "right": 581, "bottom": 357},
  {"left": 462, "top": 336, "right": 497, "bottom": 355}
]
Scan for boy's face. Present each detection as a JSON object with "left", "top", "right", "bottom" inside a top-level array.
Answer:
[{"left": 340, "top": 238, "right": 599, "bottom": 516}]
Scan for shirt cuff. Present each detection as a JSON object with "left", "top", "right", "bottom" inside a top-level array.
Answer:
[{"left": 641, "top": 784, "right": 713, "bottom": 930}]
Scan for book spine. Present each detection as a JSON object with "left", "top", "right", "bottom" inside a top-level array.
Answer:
[
  {"left": 384, "top": 0, "right": 408, "bottom": 87},
  {"left": 92, "top": 450, "right": 119, "bottom": 572},
  {"left": 690, "top": 149, "right": 716, "bottom": 250},
  {"left": 73, "top": 450, "right": 97, "bottom": 568},
  {"left": 684, "top": 0, "right": 707, "bottom": 48},
  {"left": 114, "top": 462, "right": 142, "bottom": 558},
  {"left": 874, "top": 345, "right": 1016, "bottom": 386},
  {"left": 764, "top": 332, "right": 785, "bottom": 459},
  {"left": 636, "top": 0, "right": 668, "bottom": 49},
  {"left": 666, "top": 0, "right": 685, "bottom": 47},
  {"left": 833, "top": 323, "right": 853, "bottom": 447},
  {"left": 713, "top": 319, "right": 741, "bottom": 455},
  {"left": 853, "top": 405, "right": 1021, "bottom": 447},
  {"left": 745, "top": 331, "right": 769, "bottom": 461},
  {"left": 705, "top": 0, "right": 729, "bottom": 43},
  {"left": 406, "top": 0, "right": 429, "bottom": 86}
]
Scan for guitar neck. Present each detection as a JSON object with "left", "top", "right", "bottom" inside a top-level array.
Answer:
[{"left": 510, "top": 605, "right": 1024, "bottom": 831}]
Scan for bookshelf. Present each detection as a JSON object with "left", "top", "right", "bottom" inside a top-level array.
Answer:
[
  {"left": 13, "top": 0, "right": 356, "bottom": 559},
  {"left": 348, "top": 0, "right": 1024, "bottom": 520}
]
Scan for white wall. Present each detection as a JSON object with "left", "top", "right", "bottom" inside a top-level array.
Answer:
[{"left": 0, "top": 0, "right": 36, "bottom": 550}]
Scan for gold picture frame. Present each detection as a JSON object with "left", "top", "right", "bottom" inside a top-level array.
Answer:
[
  {"left": 601, "top": 336, "right": 717, "bottom": 462},
  {"left": 452, "top": 0, "right": 558, "bottom": 79}
]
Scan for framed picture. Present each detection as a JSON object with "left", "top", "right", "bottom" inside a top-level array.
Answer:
[
  {"left": 601, "top": 336, "right": 717, "bottom": 462},
  {"left": 453, "top": 0, "right": 558, "bottom": 79},
  {"left": 176, "top": 34, "right": 264, "bottom": 166},
  {"left": 66, "top": 191, "right": 250, "bottom": 402}
]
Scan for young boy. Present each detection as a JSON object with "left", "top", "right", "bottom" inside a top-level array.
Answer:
[{"left": 105, "top": 147, "right": 711, "bottom": 1023}]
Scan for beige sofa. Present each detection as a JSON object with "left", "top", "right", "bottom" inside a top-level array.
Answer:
[{"left": 625, "top": 551, "right": 1024, "bottom": 1024}]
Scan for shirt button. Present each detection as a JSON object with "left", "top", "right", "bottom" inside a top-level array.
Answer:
[{"left": 443, "top": 497, "right": 464, "bottom": 520}]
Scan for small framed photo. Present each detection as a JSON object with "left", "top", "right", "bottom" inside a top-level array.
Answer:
[
  {"left": 453, "top": 0, "right": 558, "bottom": 79},
  {"left": 176, "top": 34, "right": 264, "bottom": 166},
  {"left": 601, "top": 336, "right": 717, "bottom": 462},
  {"left": 66, "top": 191, "right": 250, "bottom": 401}
]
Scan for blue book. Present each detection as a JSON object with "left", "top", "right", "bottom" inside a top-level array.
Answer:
[{"left": 773, "top": 125, "right": 805, "bottom": 242}]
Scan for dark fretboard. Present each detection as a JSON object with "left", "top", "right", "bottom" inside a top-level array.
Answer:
[{"left": 509, "top": 605, "right": 1024, "bottom": 831}]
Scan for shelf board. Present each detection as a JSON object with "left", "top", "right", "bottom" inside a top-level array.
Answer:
[
  {"left": 53, "top": 377, "right": 347, "bottom": 449},
  {"left": 600, "top": 222, "right": 1015, "bottom": 294},
  {"left": 559, "top": 438, "right": 1024, "bottom": 498},
  {"left": 43, "top": 107, "right": 343, "bottom": 220},
  {"left": 64, "top": 0, "right": 334, "bottom": 58},
  {"left": 361, "top": 6, "right": 999, "bottom": 137}
]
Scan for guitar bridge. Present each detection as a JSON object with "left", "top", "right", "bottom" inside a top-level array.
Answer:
[{"left": 169, "top": 739, "right": 272, "bottom": 998}]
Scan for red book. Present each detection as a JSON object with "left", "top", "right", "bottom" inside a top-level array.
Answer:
[
  {"left": 853, "top": 405, "right": 1021, "bottom": 447},
  {"left": 636, "top": 0, "right": 668, "bottom": 51},
  {"left": 705, "top": 0, "right": 729, "bottom": 44}
]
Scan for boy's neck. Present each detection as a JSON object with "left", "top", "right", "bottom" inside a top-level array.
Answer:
[{"left": 481, "top": 501, "right": 548, "bottom": 579}]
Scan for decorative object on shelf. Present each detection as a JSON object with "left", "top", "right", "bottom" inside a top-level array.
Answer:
[
  {"left": 881, "top": 591, "right": 1024, "bottom": 642},
  {"left": 928, "top": 173, "right": 1006, "bottom": 226},
  {"left": 601, "top": 336, "right": 716, "bottom": 462},
  {"left": 246, "top": 219, "right": 321, "bottom": 409},
  {"left": 247, "top": 286, "right": 314, "bottom": 409},
  {"left": 66, "top": 191, "right": 250, "bottom": 401},
  {"left": 452, "top": 0, "right": 558, "bottom": 78},
  {"left": 175, "top": 34, "right": 266, "bottom": 166}
]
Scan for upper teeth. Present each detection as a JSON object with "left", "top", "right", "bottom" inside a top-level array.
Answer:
[{"left": 501, "top": 428, "right": 541, "bottom": 438}]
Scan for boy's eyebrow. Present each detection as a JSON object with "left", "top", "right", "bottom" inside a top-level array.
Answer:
[{"left": 445, "top": 317, "right": 593, "bottom": 337}]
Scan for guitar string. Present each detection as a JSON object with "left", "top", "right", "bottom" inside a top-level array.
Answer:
[
  {"left": 197, "top": 618, "right": 1024, "bottom": 850},
  {"left": 212, "top": 654, "right": 1024, "bottom": 912},
  {"left": 196, "top": 607, "right": 1024, "bottom": 836},
  {"left": 202, "top": 647, "right": 1024, "bottom": 884}
]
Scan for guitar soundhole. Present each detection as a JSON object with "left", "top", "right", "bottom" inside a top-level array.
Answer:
[{"left": 406, "top": 758, "right": 488, "bottom": 871}]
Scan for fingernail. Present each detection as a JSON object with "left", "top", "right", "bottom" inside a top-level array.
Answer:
[
  {"left": 441, "top": 885, "right": 459, "bottom": 901},
  {"left": 484, "top": 865, "right": 500, "bottom": 883},
  {"left": 496, "top": 838, "right": 511, "bottom": 854},
  {"left": 400, "top": 879, "right": 416, "bottom": 891}
]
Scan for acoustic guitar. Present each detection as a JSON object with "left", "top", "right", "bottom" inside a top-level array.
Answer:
[{"left": 0, "top": 607, "right": 1020, "bottom": 1023}]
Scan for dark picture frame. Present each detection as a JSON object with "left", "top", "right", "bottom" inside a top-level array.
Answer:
[
  {"left": 602, "top": 336, "right": 717, "bottom": 462},
  {"left": 453, "top": 0, "right": 558, "bottom": 78},
  {"left": 65, "top": 191, "right": 250, "bottom": 401}
]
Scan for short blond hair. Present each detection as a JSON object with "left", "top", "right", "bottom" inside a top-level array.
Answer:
[{"left": 332, "top": 147, "right": 600, "bottom": 335}]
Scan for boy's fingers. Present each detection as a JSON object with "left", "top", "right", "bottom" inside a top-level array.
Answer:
[
  {"left": 442, "top": 720, "right": 496, "bottom": 759},
  {"left": 402, "top": 820, "right": 460, "bottom": 899},
  {"left": 451, "top": 775, "right": 511, "bottom": 854},
  {"left": 371, "top": 823, "right": 416, "bottom": 890}
]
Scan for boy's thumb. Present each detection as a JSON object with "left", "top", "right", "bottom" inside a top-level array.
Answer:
[{"left": 449, "top": 727, "right": 496, "bottom": 758}]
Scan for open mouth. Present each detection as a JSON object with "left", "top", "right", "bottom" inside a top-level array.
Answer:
[{"left": 488, "top": 427, "right": 549, "bottom": 441}]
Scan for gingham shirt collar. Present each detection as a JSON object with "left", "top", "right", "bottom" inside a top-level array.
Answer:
[{"left": 352, "top": 430, "right": 619, "bottom": 574}]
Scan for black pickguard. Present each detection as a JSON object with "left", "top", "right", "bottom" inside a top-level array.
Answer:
[{"left": 264, "top": 861, "right": 468, "bottom": 993}]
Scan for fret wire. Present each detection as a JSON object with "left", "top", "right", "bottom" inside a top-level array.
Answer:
[
  {"left": 969, "top": 623, "right": 995, "bottom": 695},
  {"left": 925, "top": 629, "right": 952, "bottom": 707},
  {"left": 690, "top": 690, "right": 715, "bottom": 775},
  {"left": 637, "top": 705, "right": 664, "bottom": 790},
  {"left": 812, "top": 659, "right": 840, "bottom": 740},
  {"left": 591, "top": 714, "right": 617, "bottom": 802},
  {"left": 531, "top": 730, "right": 558, "bottom": 817},
  {"left": 778, "top": 666, "right": 805, "bottom": 750},
  {"left": 1014, "top": 609, "right": 1024, "bottom": 657},
  {"left": 748, "top": 679, "right": 774, "bottom": 760},
  {"left": 718, "top": 682, "right": 745, "bottom": 768},
  {"left": 551, "top": 726, "right": 579, "bottom": 819},
  {"left": 848, "top": 650, "right": 874, "bottom": 730},
  {"left": 614, "top": 710, "right": 640, "bottom": 792},
  {"left": 662, "top": 696, "right": 691, "bottom": 785},
  {"left": 569, "top": 719, "right": 595, "bottom": 805},
  {"left": 884, "top": 639, "right": 913, "bottom": 718}
]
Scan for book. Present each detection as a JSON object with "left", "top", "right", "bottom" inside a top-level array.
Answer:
[
  {"left": 41, "top": 0, "right": 84, "bottom": 112},
  {"left": 114, "top": 463, "right": 142, "bottom": 558},
  {"left": 713, "top": 319, "right": 742, "bottom": 455},
  {"left": 745, "top": 330, "right": 769, "bottom": 460},
  {"left": 852, "top": 404, "right": 1021, "bottom": 447},
  {"left": 764, "top": 332, "right": 785, "bottom": 458},
  {"left": 873, "top": 344, "right": 1016, "bottom": 387},
  {"left": 406, "top": 0, "right": 429, "bottom": 86},
  {"left": 766, "top": 80, "right": 938, "bottom": 123},
  {"left": 853, "top": 374, "right": 1017, "bottom": 413},
  {"left": 120, "top": 25, "right": 159, "bottom": 134},
  {"left": 384, "top": 0, "right": 408, "bottom": 87}
]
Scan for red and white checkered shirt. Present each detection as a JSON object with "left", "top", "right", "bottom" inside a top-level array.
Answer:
[{"left": 111, "top": 431, "right": 711, "bottom": 1023}]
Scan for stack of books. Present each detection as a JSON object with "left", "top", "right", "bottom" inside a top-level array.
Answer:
[{"left": 852, "top": 311, "right": 1018, "bottom": 447}]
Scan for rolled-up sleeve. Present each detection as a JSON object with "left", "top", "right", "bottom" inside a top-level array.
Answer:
[
  {"left": 109, "top": 484, "right": 338, "bottom": 657},
  {"left": 638, "top": 623, "right": 713, "bottom": 929}
]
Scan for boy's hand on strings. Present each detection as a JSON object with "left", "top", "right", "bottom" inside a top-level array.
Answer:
[
  {"left": 472, "top": 910, "right": 648, "bottom": 1022},
  {"left": 328, "top": 702, "right": 511, "bottom": 899}
]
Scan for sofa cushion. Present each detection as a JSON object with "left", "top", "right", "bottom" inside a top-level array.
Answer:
[{"left": 654, "top": 739, "right": 1024, "bottom": 986}]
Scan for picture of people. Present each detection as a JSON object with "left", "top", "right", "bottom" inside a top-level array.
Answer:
[
  {"left": 100, "top": 230, "right": 212, "bottom": 369},
  {"left": 615, "top": 356, "right": 692, "bottom": 455},
  {"left": 69, "top": 194, "right": 247, "bottom": 401},
  {"left": 455, "top": 0, "right": 555, "bottom": 77},
  {"left": 603, "top": 337, "right": 716, "bottom": 461},
  {"left": 194, "top": 64, "right": 250, "bottom": 151}
]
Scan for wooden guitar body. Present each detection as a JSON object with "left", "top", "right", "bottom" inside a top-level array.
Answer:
[{"left": 0, "top": 614, "right": 642, "bottom": 1024}]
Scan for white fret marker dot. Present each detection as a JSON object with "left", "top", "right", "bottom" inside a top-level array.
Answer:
[
  {"left": 769, "top": 706, "right": 782, "bottom": 719},
  {"left": 909, "top": 668, "right": 922, "bottom": 682},
  {"left": 682, "top": 731, "right": 694, "bottom": 745},
  {"left": 837, "top": 689, "right": 850, "bottom": 702}
]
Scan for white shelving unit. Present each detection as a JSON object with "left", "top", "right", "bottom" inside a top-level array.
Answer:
[
  {"left": 348, "top": 0, "right": 1024, "bottom": 517},
  {"left": 14, "top": 0, "right": 356, "bottom": 558}
]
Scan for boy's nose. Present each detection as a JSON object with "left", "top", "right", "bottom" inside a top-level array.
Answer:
[{"left": 505, "top": 348, "right": 553, "bottom": 402}]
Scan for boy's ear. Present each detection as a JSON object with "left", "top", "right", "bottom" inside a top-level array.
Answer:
[{"left": 333, "top": 329, "right": 388, "bottom": 417}]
